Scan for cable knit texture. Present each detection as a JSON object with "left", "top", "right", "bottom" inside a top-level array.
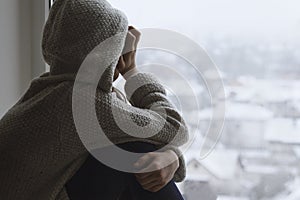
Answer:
[{"left": 0, "top": 0, "right": 189, "bottom": 199}]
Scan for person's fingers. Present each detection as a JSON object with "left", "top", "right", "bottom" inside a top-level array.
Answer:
[
  {"left": 148, "top": 184, "right": 165, "bottom": 193},
  {"left": 136, "top": 174, "right": 159, "bottom": 187},
  {"left": 137, "top": 161, "right": 163, "bottom": 174},
  {"left": 128, "top": 31, "right": 136, "bottom": 49},
  {"left": 122, "top": 32, "right": 136, "bottom": 65},
  {"left": 142, "top": 179, "right": 161, "bottom": 191},
  {"left": 128, "top": 26, "right": 141, "bottom": 37},
  {"left": 135, "top": 172, "right": 155, "bottom": 179},
  {"left": 128, "top": 26, "right": 141, "bottom": 49},
  {"left": 134, "top": 153, "right": 155, "bottom": 169},
  {"left": 119, "top": 56, "right": 125, "bottom": 65},
  {"left": 138, "top": 169, "right": 174, "bottom": 193},
  {"left": 123, "top": 31, "right": 136, "bottom": 55},
  {"left": 116, "top": 56, "right": 125, "bottom": 71},
  {"left": 135, "top": 171, "right": 159, "bottom": 182}
]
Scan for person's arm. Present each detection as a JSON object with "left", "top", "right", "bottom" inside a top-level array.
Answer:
[
  {"left": 114, "top": 27, "right": 188, "bottom": 190},
  {"left": 123, "top": 72, "right": 188, "bottom": 189},
  {"left": 92, "top": 70, "right": 189, "bottom": 186},
  {"left": 133, "top": 149, "right": 181, "bottom": 192},
  {"left": 97, "top": 71, "right": 189, "bottom": 147}
]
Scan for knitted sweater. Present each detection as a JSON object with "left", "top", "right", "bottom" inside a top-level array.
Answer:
[{"left": 0, "top": 0, "right": 189, "bottom": 199}]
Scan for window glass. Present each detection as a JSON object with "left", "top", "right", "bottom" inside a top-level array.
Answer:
[
  {"left": 49, "top": 0, "right": 300, "bottom": 199},
  {"left": 109, "top": 1, "right": 300, "bottom": 199}
]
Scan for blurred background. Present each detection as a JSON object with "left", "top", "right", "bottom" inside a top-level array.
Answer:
[
  {"left": 1, "top": 0, "right": 300, "bottom": 199},
  {"left": 110, "top": 1, "right": 300, "bottom": 199}
]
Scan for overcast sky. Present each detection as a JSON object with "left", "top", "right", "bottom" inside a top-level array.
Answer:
[{"left": 108, "top": 0, "right": 300, "bottom": 44}]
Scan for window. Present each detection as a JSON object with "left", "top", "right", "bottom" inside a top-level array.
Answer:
[
  {"left": 108, "top": 1, "right": 300, "bottom": 199},
  {"left": 48, "top": 0, "right": 300, "bottom": 199}
]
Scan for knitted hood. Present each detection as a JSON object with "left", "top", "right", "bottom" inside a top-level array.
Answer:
[{"left": 42, "top": 0, "right": 128, "bottom": 92}]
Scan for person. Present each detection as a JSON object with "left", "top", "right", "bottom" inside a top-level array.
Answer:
[{"left": 0, "top": 0, "right": 189, "bottom": 199}]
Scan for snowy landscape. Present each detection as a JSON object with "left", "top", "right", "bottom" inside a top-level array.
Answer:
[{"left": 125, "top": 39, "right": 300, "bottom": 200}]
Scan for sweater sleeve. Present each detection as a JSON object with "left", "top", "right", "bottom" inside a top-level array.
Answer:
[
  {"left": 124, "top": 73, "right": 188, "bottom": 182},
  {"left": 94, "top": 73, "right": 189, "bottom": 182},
  {"left": 124, "top": 73, "right": 189, "bottom": 146}
]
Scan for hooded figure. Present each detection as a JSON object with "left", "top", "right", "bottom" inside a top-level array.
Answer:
[{"left": 0, "top": 0, "right": 188, "bottom": 199}]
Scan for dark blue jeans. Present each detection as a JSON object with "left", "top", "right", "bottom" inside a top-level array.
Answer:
[{"left": 66, "top": 142, "right": 184, "bottom": 200}]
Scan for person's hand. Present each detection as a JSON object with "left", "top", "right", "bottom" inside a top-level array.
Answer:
[
  {"left": 116, "top": 26, "right": 141, "bottom": 76},
  {"left": 134, "top": 150, "right": 179, "bottom": 193}
]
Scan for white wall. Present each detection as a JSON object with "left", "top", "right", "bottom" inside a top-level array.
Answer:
[{"left": 0, "top": 0, "right": 47, "bottom": 117}]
